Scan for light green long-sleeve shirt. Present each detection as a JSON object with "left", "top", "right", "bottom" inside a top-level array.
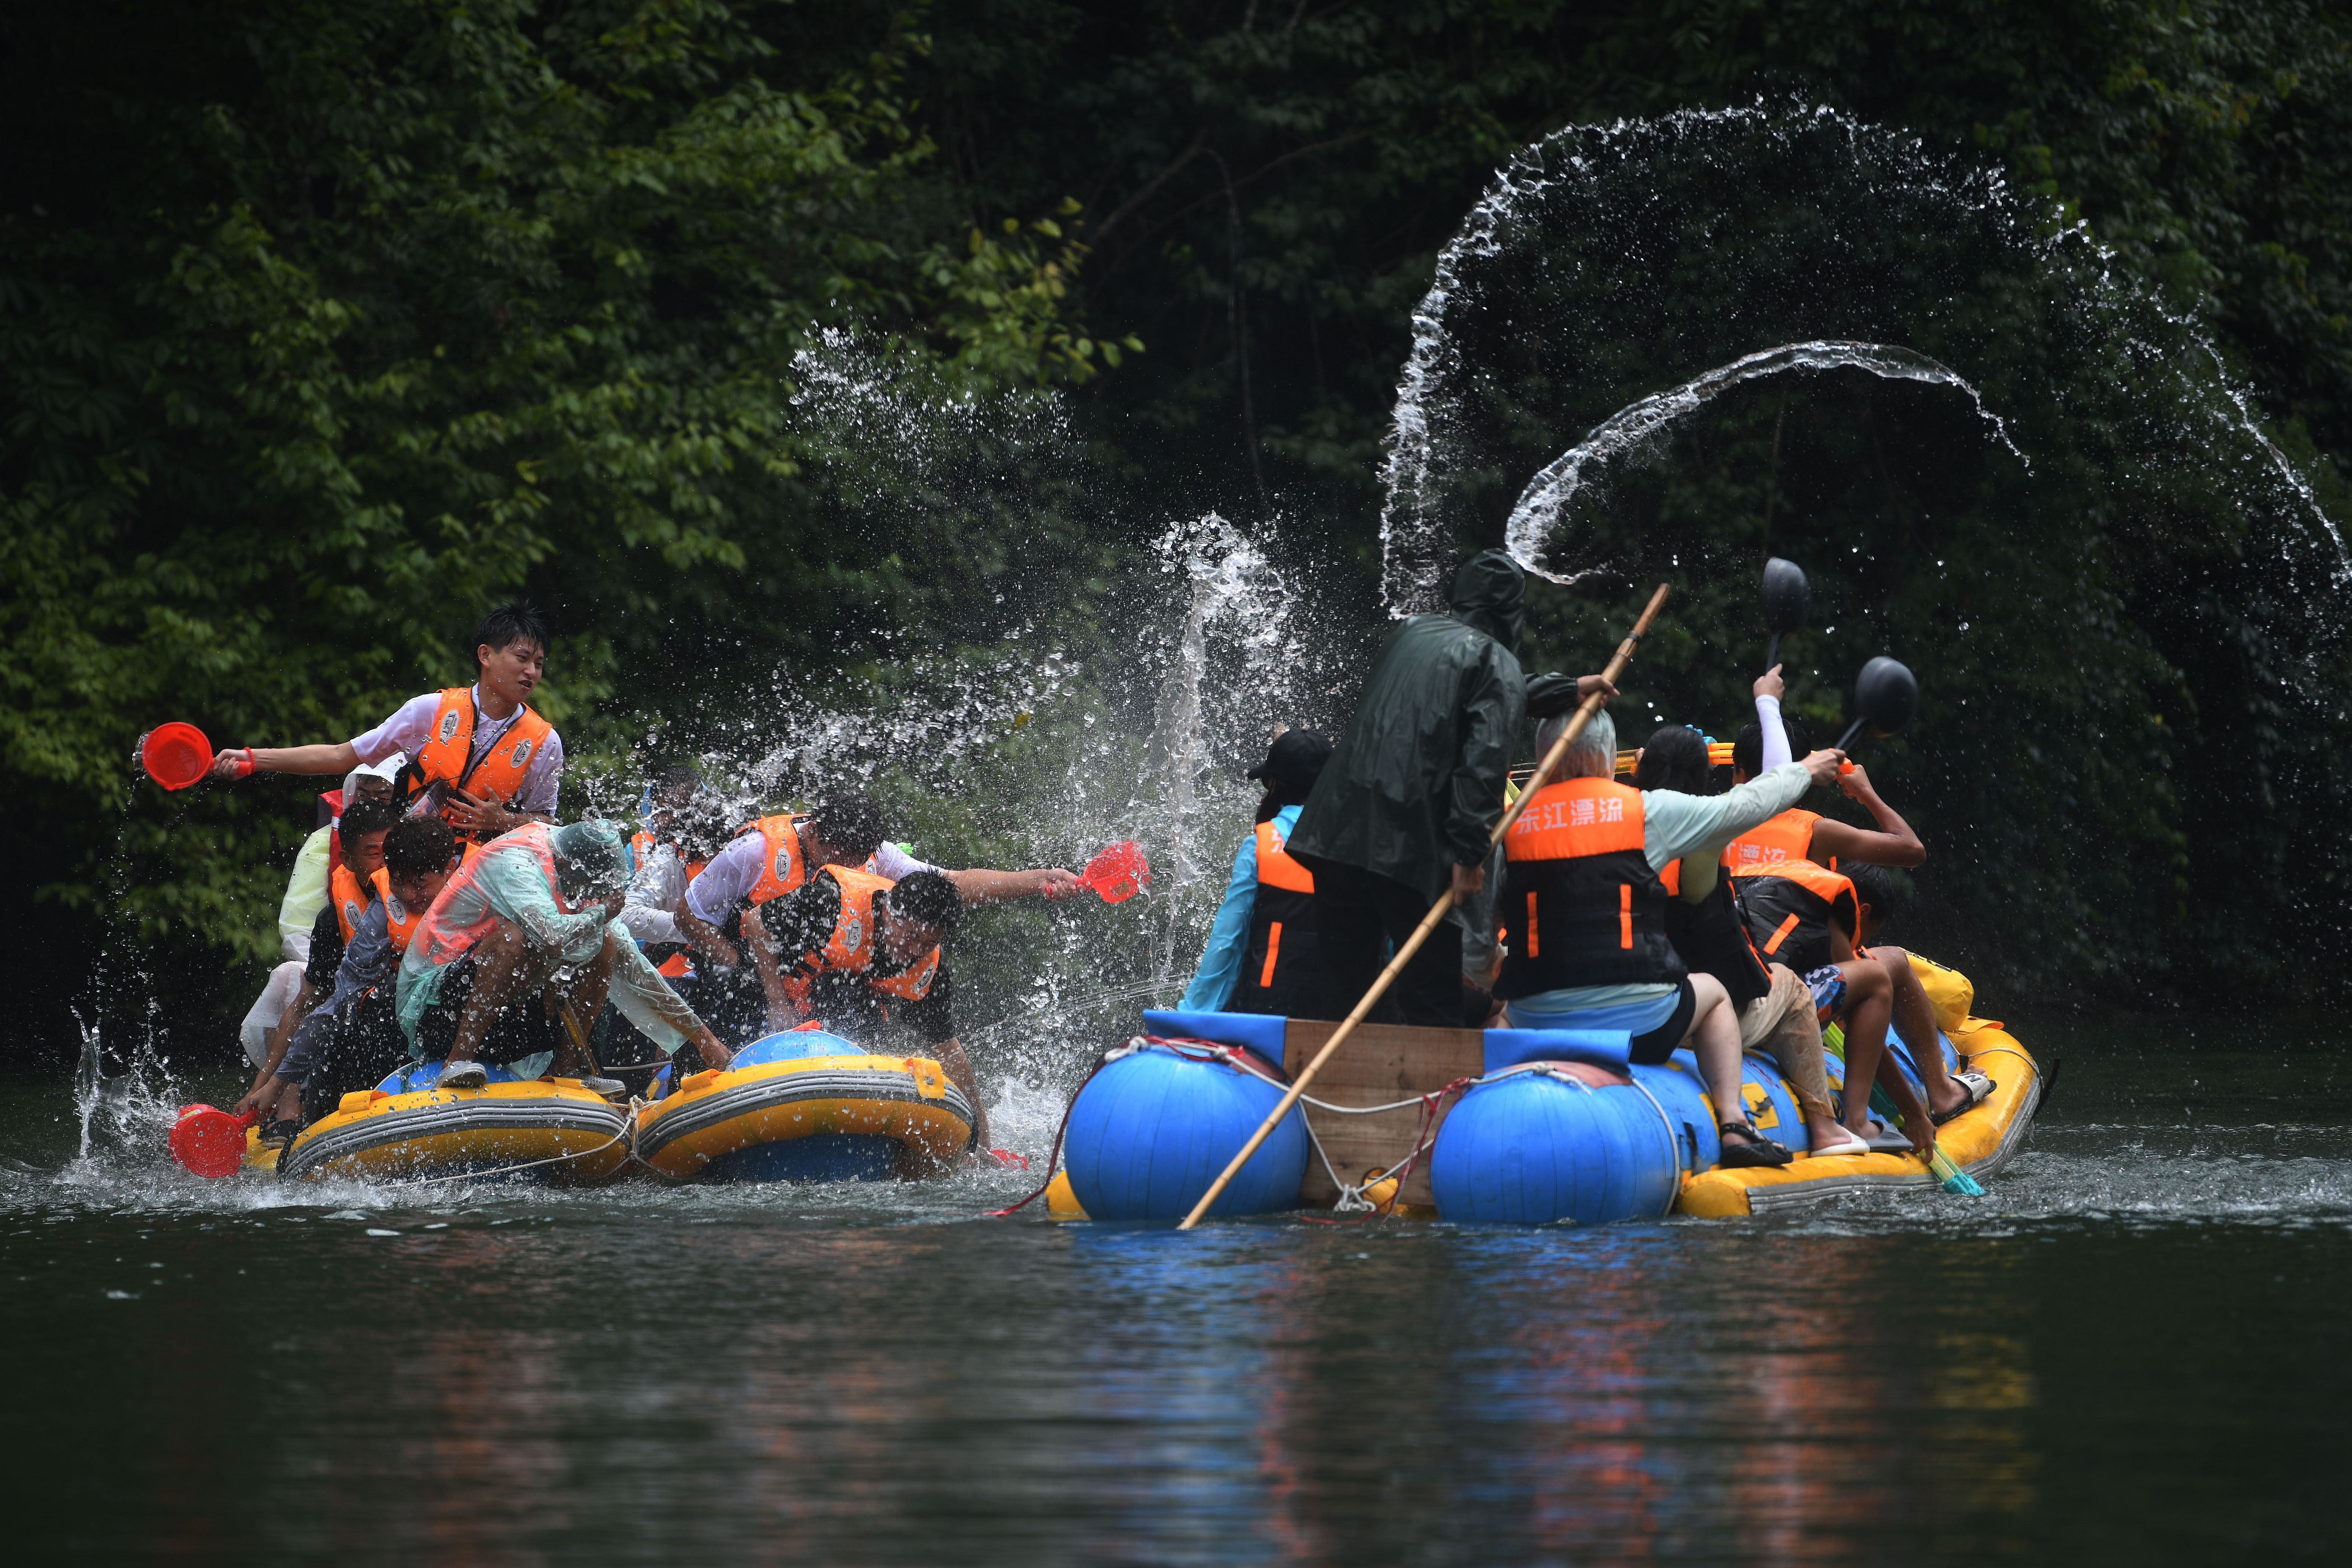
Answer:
[
  {"left": 1511, "top": 762, "right": 1814, "bottom": 1014},
  {"left": 395, "top": 837, "right": 703, "bottom": 1071}
]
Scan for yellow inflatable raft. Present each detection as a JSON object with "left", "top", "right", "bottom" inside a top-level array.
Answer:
[
  {"left": 633, "top": 1029, "right": 977, "bottom": 1182},
  {"left": 270, "top": 1062, "right": 632, "bottom": 1185}
]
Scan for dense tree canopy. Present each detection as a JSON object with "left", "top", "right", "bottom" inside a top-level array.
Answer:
[{"left": 5, "top": 0, "right": 2348, "bottom": 1059}]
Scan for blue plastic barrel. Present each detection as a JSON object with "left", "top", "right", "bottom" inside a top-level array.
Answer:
[
  {"left": 1430, "top": 1066, "right": 1681, "bottom": 1225},
  {"left": 1062, "top": 1044, "right": 1309, "bottom": 1221}
]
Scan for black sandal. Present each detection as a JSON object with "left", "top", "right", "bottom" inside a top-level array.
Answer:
[{"left": 1718, "top": 1121, "right": 1793, "bottom": 1169}]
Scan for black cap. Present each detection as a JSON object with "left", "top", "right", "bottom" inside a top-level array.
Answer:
[{"left": 1247, "top": 729, "right": 1333, "bottom": 796}]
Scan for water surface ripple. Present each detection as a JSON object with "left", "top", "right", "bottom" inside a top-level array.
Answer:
[{"left": 4, "top": 1022, "right": 2344, "bottom": 1564}]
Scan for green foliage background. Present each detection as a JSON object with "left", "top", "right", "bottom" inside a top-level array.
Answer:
[{"left": 5, "top": 0, "right": 2348, "bottom": 1060}]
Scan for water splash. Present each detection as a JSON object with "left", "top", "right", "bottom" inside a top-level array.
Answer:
[{"left": 1504, "top": 341, "right": 2026, "bottom": 583}]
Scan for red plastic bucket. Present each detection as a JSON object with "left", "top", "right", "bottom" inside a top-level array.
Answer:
[{"left": 140, "top": 722, "right": 214, "bottom": 791}]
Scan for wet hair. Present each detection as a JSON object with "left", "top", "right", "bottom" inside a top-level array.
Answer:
[
  {"left": 1537, "top": 707, "right": 1616, "bottom": 779},
  {"left": 1847, "top": 863, "right": 1901, "bottom": 926},
  {"left": 382, "top": 814, "right": 458, "bottom": 880},
  {"left": 472, "top": 602, "right": 550, "bottom": 662},
  {"left": 805, "top": 792, "right": 888, "bottom": 863},
  {"left": 653, "top": 764, "right": 701, "bottom": 801},
  {"left": 1732, "top": 712, "right": 1811, "bottom": 778},
  {"left": 1633, "top": 725, "right": 1712, "bottom": 795},
  {"left": 337, "top": 796, "right": 401, "bottom": 855},
  {"left": 887, "top": 870, "right": 964, "bottom": 937}
]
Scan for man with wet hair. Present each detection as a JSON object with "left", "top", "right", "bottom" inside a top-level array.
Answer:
[
  {"left": 397, "top": 819, "right": 731, "bottom": 1092},
  {"left": 238, "top": 814, "right": 470, "bottom": 1127},
  {"left": 238, "top": 796, "right": 405, "bottom": 1131},
  {"left": 745, "top": 866, "right": 987, "bottom": 1146},
  {"left": 679, "top": 790, "right": 1079, "bottom": 1043},
  {"left": 208, "top": 602, "right": 565, "bottom": 843}
]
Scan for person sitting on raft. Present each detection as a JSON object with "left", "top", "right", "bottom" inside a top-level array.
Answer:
[
  {"left": 1632, "top": 722, "right": 1868, "bottom": 1159},
  {"left": 1285, "top": 547, "right": 1612, "bottom": 1026},
  {"left": 397, "top": 818, "right": 732, "bottom": 1091},
  {"left": 743, "top": 866, "right": 988, "bottom": 1148},
  {"left": 1180, "top": 728, "right": 1333, "bottom": 1017},
  {"left": 619, "top": 766, "right": 731, "bottom": 978},
  {"left": 678, "top": 792, "right": 1080, "bottom": 1043},
  {"left": 1730, "top": 842, "right": 1938, "bottom": 1154},
  {"left": 1495, "top": 705, "right": 1850, "bottom": 1168},
  {"left": 207, "top": 602, "right": 564, "bottom": 845},
  {"left": 240, "top": 796, "right": 403, "bottom": 1131},
  {"left": 236, "top": 815, "right": 470, "bottom": 1129},
  {"left": 1730, "top": 692, "right": 1987, "bottom": 1122},
  {"left": 239, "top": 756, "right": 406, "bottom": 1077}
]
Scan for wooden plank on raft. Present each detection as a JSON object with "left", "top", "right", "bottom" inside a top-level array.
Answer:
[{"left": 1283, "top": 1019, "right": 1486, "bottom": 1209}]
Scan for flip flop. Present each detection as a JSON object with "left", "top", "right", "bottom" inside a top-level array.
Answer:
[
  {"left": 1717, "top": 1121, "right": 1794, "bottom": 1169},
  {"left": 1805, "top": 1126, "right": 1870, "bottom": 1159},
  {"left": 1930, "top": 1069, "right": 1996, "bottom": 1124},
  {"left": 1858, "top": 1118, "right": 1913, "bottom": 1153}
]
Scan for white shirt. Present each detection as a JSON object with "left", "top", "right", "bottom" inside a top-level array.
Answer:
[
  {"left": 683, "top": 828, "right": 941, "bottom": 925},
  {"left": 350, "top": 685, "right": 564, "bottom": 816},
  {"left": 621, "top": 840, "right": 691, "bottom": 946}
]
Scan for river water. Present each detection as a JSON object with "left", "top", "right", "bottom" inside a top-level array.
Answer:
[{"left": 5, "top": 1013, "right": 2346, "bottom": 1564}]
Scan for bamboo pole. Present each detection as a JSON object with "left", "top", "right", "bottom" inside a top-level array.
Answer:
[{"left": 1176, "top": 582, "right": 1673, "bottom": 1230}]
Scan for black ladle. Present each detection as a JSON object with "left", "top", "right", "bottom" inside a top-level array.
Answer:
[
  {"left": 1834, "top": 656, "right": 1919, "bottom": 753},
  {"left": 1761, "top": 557, "right": 1809, "bottom": 673}
]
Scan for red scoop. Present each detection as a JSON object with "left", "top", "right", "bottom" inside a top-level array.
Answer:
[
  {"left": 140, "top": 723, "right": 218, "bottom": 791},
  {"left": 168, "top": 1104, "right": 257, "bottom": 1179},
  {"left": 1079, "top": 840, "right": 1149, "bottom": 903}
]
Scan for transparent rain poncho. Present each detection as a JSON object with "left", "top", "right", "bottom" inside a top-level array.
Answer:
[{"left": 395, "top": 820, "right": 702, "bottom": 1069}]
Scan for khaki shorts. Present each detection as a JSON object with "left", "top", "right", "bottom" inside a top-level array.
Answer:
[{"left": 1736, "top": 963, "right": 1836, "bottom": 1121}]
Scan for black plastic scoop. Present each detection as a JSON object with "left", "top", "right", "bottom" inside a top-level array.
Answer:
[
  {"left": 1761, "top": 557, "right": 1809, "bottom": 672},
  {"left": 1834, "top": 656, "right": 1918, "bottom": 752}
]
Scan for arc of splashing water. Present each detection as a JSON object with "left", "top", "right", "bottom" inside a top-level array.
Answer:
[{"left": 1503, "top": 340, "right": 2027, "bottom": 584}]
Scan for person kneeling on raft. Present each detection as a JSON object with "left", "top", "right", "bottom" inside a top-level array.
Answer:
[
  {"left": 236, "top": 815, "right": 470, "bottom": 1129},
  {"left": 1496, "top": 703, "right": 1850, "bottom": 1168},
  {"left": 208, "top": 602, "right": 564, "bottom": 846},
  {"left": 743, "top": 867, "right": 988, "bottom": 1149},
  {"left": 397, "top": 819, "right": 732, "bottom": 1091},
  {"left": 1180, "top": 727, "right": 1333, "bottom": 1017}
]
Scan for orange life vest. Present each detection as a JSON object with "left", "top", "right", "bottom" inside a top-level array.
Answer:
[
  {"left": 742, "top": 815, "right": 810, "bottom": 906},
  {"left": 400, "top": 687, "right": 555, "bottom": 839},
  {"left": 779, "top": 866, "right": 941, "bottom": 1011},
  {"left": 331, "top": 862, "right": 375, "bottom": 944},
  {"left": 1496, "top": 778, "right": 1684, "bottom": 997},
  {"left": 1659, "top": 858, "right": 1772, "bottom": 1005},
  {"left": 1229, "top": 816, "right": 1319, "bottom": 1015},
  {"left": 1730, "top": 857, "right": 1858, "bottom": 976},
  {"left": 1723, "top": 807, "right": 1832, "bottom": 871},
  {"left": 379, "top": 844, "right": 474, "bottom": 956}
]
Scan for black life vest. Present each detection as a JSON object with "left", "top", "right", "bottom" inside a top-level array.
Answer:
[
  {"left": 1226, "top": 818, "right": 1320, "bottom": 1017},
  {"left": 1731, "top": 858, "right": 1859, "bottom": 976},
  {"left": 1661, "top": 859, "right": 1773, "bottom": 1006},
  {"left": 1495, "top": 778, "right": 1685, "bottom": 998}
]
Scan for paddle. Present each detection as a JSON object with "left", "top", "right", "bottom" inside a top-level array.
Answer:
[
  {"left": 1761, "top": 556, "right": 1810, "bottom": 673},
  {"left": 1074, "top": 840, "right": 1149, "bottom": 903},
  {"left": 169, "top": 1104, "right": 257, "bottom": 1179},
  {"left": 1833, "top": 655, "right": 1918, "bottom": 753},
  {"left": 140, "top": 723, "right": 246, "bottom": 791},
  {"left": 1177, "top": 582, "right": 1674, "bottom": 1231}
]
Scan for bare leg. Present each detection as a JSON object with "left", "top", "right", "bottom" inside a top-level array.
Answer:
[
  {"left": 1748, "top": 967, "right": 1847, "bottom": 1150},
  {"left": 1832, "top": 958, "right": 1894, "bottom": 1136},
  {"left": 1682, "top": 974, "right": 1774, "bottom": 1155},
  {"left": 448, "top": 920, "right": 535, "bottom": 1063},
  {"left": 1875, "top": 946, "right": 1966, "bottom": 1115}
]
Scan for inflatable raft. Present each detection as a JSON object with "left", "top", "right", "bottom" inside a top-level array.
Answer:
[
  {"left": 633, "top": 1029, "right": 977, "bottom": 1182},
  {"left": 263, "top": 1062, "right": 633, "bottom": 1185},
  {"left": 1056, "top": 981, "right": 2040, "bottom": 1224}
]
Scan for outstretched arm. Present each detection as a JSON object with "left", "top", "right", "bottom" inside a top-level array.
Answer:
[
  {"left": 943, "top": 867, "right": 1080, "bottom": 906},
  {"left": 213, "top": 742, "right": 361, "bottom": 779}
]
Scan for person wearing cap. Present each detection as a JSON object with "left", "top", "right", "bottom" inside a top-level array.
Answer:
[
  {"left": 1179, "top": 729, "right": 1334, "bottom": 1016},
  {"left": 395, "top": 819, "right": 732, "bottom": 1091}
]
